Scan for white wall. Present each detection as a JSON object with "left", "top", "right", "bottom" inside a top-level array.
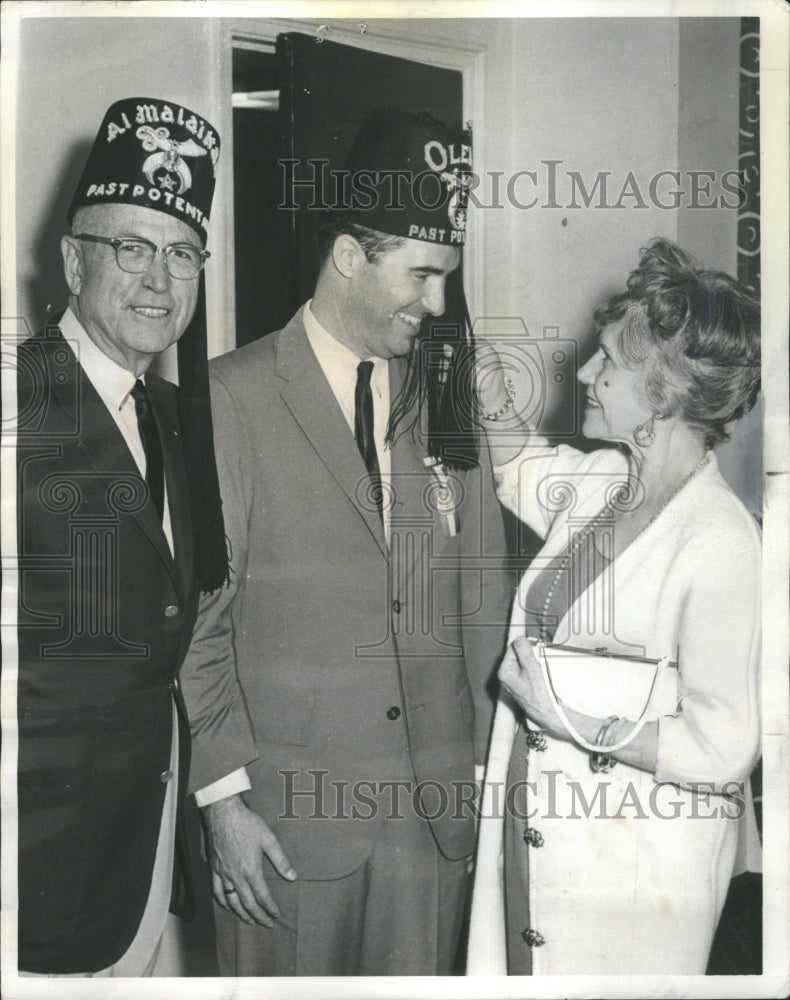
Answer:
[{"left": 479, "top": 18, "right": 681, "bottom": 429}]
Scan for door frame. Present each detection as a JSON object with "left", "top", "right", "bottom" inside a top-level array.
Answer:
[{"left": 207, "top": 17, "right": 487, "bottom": 357}]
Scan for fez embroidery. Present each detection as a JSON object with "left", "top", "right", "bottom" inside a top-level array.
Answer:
[
  {"left": 137, "top": 126, "right": 207, "bottom": 195},
  {"left": 105, "top": 103, "right": 219, "bottom": 173},
  {"left": 423, "top": 140, "right": 473, "bottom": 232}
]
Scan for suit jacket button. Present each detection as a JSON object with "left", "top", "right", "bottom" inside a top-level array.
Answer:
[
  {"left": 386, "top": 706, "right": 401, "bottom": 721},
  {"left": 392, "top": 599, "right": 402, "bottom": 614},
  {"left": 160, "top": 769, "right": 174, "bottom": 783},
  {"left": 164, "top": 605, "right": 179, "bottom": 618}
]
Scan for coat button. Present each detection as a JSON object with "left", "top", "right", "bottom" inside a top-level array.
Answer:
[
  {"left": 522, "top": 927, "right": 545, "bottom": 947},
  {"left": 386, "top": 706, "right": 401, "bottom": 721},
  {"left": 392, "top": 599, "right": 402, "bottom": 614},
  {"left": 525, "top": 728, "right": 547, "bottom": 752},
  {"left": 164, "top": 605, "right": 179, "bottom": 618},
  {"left": 524, "top": 827, "right": 545, "bottom": 847},
  {"left": 160, "top": 769, "right": 173, "bottom": 783}
]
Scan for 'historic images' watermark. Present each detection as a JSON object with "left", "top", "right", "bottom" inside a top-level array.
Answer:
[
  {"left": 279, "top": 160, "right": 747, "bottom": 214},
  {"left": 278, "top": 769, "right": 748, "bottom": 823}
]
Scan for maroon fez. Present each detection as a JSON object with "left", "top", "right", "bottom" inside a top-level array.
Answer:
[
  {"left": 67, "top": 97, "right": 220, "bottom": 245},
  {"left": 339, "top": 108, "right": 472, "bottom": 247}
]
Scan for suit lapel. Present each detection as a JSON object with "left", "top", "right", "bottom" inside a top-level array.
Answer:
[
  {"left": 276, "top": 312, "right": 388, "bottom": 557},
  {"left": 47, "top": 332, "right": 182, "bottom": 592}
]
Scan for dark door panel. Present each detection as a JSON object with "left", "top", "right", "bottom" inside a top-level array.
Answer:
[{"left": 274, "top": 32, "right": 463, "bottom": 333}]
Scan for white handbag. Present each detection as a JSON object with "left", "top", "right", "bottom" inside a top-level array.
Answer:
[{"left": 533, "top": 639, "right": 677, "bottom": 753}]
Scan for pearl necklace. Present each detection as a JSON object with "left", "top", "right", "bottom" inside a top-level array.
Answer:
[{"left": 539, "top": 453, "right": 710, "bottom": 642}]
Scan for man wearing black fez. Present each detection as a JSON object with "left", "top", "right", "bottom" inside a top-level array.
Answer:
[
  {"left": 179, "top": 108, "right": 510, "bottom": 975},
  {"left": 16, "top": 97, "right": 227, "bottom": 976}
]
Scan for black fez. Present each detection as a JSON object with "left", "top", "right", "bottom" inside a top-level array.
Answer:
[
  {"left": 339, "top": 108, "right": 472, "bottom": 247},
  {"left": 67, "top": 97, "right": 220, "bottom": 245},
  {"left": 68, "top": 97, "right": 228, "bottom": 592},
  {"left": 335, "top": 109, "right": 479, "bottom": 470}
]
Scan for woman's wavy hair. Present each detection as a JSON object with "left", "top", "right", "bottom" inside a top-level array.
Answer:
[{"left": 594, "top": 238, "right": 761, "bottom": 449}]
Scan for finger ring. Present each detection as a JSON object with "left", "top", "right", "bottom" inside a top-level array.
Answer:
[{"left": 225, "top": 887, "right": 237, "bottom": 895}]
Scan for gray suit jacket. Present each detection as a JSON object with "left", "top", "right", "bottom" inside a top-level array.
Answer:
[{"left": 180, "top": 308, "right": 511, "bottom": 877}]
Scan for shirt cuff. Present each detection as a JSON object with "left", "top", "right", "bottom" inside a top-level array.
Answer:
[{"left": 194, "top": 767, "right": 251, "bottom": 807}]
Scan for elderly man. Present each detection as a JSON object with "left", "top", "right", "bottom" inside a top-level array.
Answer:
[
  {"left": 16, "top": 97, "right": 226, "bottom": 976},
  {"left": 180, "top": 108, "right": 511, "bottom": 976}
]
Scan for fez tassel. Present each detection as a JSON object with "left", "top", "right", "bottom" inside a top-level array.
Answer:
[{"left": 177, "top": 272, "right": 229, "bottom": 593}]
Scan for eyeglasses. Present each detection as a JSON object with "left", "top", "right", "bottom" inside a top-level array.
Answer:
[{"left": 73, "top": 233, "right": 210, "bottom": 280}]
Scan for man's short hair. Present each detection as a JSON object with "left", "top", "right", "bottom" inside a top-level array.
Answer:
[{"left": 316, "top": 212, "right": 406, "bottom": 264}]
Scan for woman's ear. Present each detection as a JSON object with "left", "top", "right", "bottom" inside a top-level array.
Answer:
[{"left": 722, "top": 418, "right": 737, "bottom": 439}]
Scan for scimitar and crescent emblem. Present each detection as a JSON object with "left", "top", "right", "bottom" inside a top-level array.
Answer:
[{"left": 136, "top": 125, "right": 207, "bottom": 194}]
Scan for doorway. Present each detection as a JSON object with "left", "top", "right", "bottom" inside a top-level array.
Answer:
[
  {"left": 232, "top": 46, "right": 290, "bottom": 346},
  {"left": 231, "top": 32, "right": 464, "bottom": 348}
]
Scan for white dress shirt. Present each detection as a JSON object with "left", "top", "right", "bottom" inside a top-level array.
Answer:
[
  {"left": 195, "top": 301, "right": 392, "bottom": 807},
  {"left": 59, "top": 307, "right": 174, "bottom": 555},
  {"left": 303, "top": 298, "right": 392, "bottom": 539}
]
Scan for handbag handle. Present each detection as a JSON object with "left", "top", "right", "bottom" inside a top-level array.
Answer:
[{"left": 534, "top": 639, "right": 670, "bottom": 754}]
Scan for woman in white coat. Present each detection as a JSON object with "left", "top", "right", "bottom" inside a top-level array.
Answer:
[{"left": 468, "top": 238, "right": 761, "bottom": 975}]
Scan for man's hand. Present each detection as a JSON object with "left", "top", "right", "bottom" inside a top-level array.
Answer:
[{"left": 201, "top": 793, "right": 297, "bottom": 927}]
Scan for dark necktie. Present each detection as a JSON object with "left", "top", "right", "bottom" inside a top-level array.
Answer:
[
  {"left": 131, "top": 379, "right": 165, "bottom": 522},
  {"left": 354, "top": 361, "right": 383, "bottom": 516}
]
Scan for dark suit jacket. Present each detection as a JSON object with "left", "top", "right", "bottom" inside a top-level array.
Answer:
[
  {"left": 16, "top": 325, "right": 198, "bottom": 973},
  {"left": 180, "top": 308, "right": 512, "bottom": 878}
]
